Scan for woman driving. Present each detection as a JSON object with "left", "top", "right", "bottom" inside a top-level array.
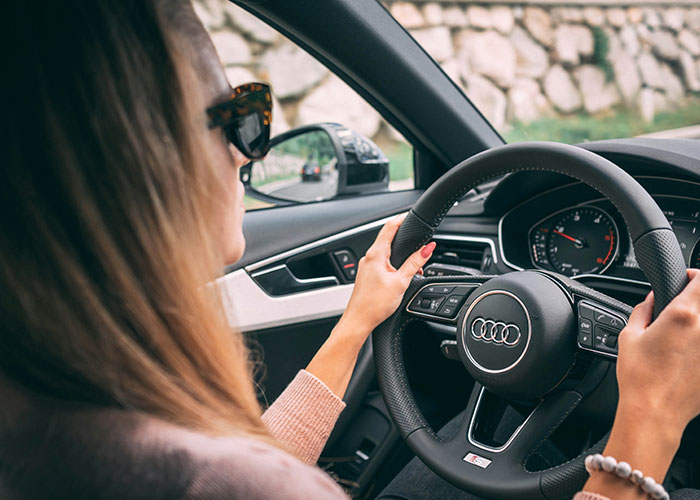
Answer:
[{"left": 1, "top": 1, "right": 699, "bottom": 499}]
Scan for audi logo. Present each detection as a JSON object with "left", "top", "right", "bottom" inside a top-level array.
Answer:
[{"left": 470, "top": 317, "right": 521, "bottom": 347}]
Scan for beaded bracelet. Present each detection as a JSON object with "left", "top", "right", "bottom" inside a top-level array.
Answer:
[{"left": 584, "top": 454, "right": 669, "bottom": 500}]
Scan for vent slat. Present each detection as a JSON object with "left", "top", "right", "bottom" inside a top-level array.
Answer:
[{"left": 431, "top": 240, "right": 488, "bottom": 270}]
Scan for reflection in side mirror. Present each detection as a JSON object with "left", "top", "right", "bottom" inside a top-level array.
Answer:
[
  {"left": 244, "top": 123, "right": 390, "bottom": 204},
  {"left": 250, "top": 130, "right": 339, "bottom": 203}
]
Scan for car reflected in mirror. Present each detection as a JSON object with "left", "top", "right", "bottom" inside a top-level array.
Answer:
[
  {"left": 250, "top": 130, "right": 339, "bottom": 203},
  {"left": 242, "top": 123, "right": 390, "bottom": 205}
]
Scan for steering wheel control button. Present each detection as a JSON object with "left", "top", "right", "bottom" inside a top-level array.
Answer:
[
  {"left": 579, "top": 317, "right": 593, "bottom": 334},
  {"left": 437, "top": 304, "right": 458, "bottom": 318},
  {"left": 425, "top": 285, "right": 454, "bottom": 294},
  {"left": 594, "top": 326, "right": 620, "bottom": 354},
  {"left": 578, "top": 330, "right": 593, "bottom": 347},
  {"left": 446, "top": 295, "right": 466, "bottom": 307},
  {"left": 406, "top": 283, "right": 480, "bottom": 320},
  {"left": 408, "top": 292, "right": 445, "bottom": 315},
  {"left": 604, "top": 334, "right": 618, "bottom": 348},
  {"left": 594, "top": 310, "right": 625, "bottom": 329},
  {"left": 576, "top": 301, "right": 626, "bottom": 356},
  {"left": 454, "top": 285, "right": 477, "bottom": 295},
  {"left": 333, "top": 249, "right": 358, "bottom": 281},
  {"left": 578, "top": 302, "right": 597, "bottom": 320}
]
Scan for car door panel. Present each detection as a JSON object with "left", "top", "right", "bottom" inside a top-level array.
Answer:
[
  {"left": 229, "top": 190, "right": 421, "bottom": 271},
  {"left": 220, "top": 190, "right": 421, "bottom": 450}
]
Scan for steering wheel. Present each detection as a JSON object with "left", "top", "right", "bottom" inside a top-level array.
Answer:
[{"left": 373, "top": 142, "right": 688, "bottom": 500}]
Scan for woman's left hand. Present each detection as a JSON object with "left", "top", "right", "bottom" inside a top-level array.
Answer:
[
  {"left": 306, "top": 214, "right": 435, "bottom": 398},
  {"left": 338, "top": 214, "right": 436, "bottom": 342}
]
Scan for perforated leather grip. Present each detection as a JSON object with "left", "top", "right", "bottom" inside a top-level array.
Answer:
[
  {"left": 634, "top": 229, "right": 689, "bottom": 317},
  {"left": 389, "top": 210, "right": 434, "bottom": 269}
]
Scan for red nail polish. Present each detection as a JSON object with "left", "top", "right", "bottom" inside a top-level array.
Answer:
[{"left": 421, "top": 242, "right": 436, "bottom": 258}]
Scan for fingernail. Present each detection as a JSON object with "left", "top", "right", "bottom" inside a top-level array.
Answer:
[
  {"left": 417, "top": 268, "right": 424, "bottom": 275},
  {"left": 421, "top": 242, "right": 436, "bottom": 259}
]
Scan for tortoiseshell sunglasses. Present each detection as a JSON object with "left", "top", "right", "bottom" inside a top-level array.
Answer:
[{"left": 206, "top": 82, "right": 272, "bottom": 161}]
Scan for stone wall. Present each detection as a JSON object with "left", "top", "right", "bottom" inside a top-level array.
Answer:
[
  {"left": 388, "top": 2, "right": 700, "bottom": 129},
  {"left": 194, "top": 0, "right": 392, "bottom": 141},
  {"left": 195, "top": 0, "right": 700, "bottom": 138}
]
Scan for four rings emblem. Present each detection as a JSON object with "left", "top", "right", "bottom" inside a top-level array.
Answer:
[{"left": 470, "top": 317, "right": 521, "bottom": 347}]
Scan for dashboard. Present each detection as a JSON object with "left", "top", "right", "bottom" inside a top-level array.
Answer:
[
  {"left": 433, "top": 139, "right": 700, "bottom": 308},
  {"left": 499, "top": 176, "right": 700, "bottom": 285}
]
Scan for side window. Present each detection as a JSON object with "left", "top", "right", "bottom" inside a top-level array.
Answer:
[{"left": 194, "top": 0, "right": 415, "bottom": 210}]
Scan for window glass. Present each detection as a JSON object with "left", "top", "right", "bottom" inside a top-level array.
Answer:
[
  {"left": 386, "top": 1, "right": 700, "bottom": 144},
  {"left": 195, "top": 0, "right": 415, "bottom": 210}
]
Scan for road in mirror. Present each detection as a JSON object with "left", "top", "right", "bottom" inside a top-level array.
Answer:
[{"left": 250, "top": 130, "right": 338, "bottom": 203}]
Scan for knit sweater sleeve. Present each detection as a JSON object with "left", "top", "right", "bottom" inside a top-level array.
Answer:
[
  {"left": 573, "top": 492, "right": 611, "bottom": 500},
  {"left": 261, "top": 370, "right": 346, "bottom": 465}
]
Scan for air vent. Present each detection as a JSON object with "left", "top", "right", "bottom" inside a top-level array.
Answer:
[{"left": 430, "top": 239, "right": 489, "bottom": 271}]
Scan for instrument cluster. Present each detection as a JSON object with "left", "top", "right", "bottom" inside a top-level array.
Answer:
[
  {"left": 499, "top": 178, "right": 700, "bottom": 282},
  {"left": 528, "top": 206, "right": 619, "bottom": 277}
]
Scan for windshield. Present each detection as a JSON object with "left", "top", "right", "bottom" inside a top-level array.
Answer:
[{"left": 388, "top": 2, "right": 700, "bottom": 143}]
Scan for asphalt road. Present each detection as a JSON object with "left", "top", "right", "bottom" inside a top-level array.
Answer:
[{"left": 265, "top": 171, "right": 338, "bottom": 202}]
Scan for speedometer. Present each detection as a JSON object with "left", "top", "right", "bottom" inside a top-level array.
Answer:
[
  {"left": 546, "top": 207, "right": 619, "bottom": 276},
  {"left": 529, "top": 206, "right": 619, "bottom": 277}
]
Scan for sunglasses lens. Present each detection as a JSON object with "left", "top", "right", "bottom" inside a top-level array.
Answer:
[
  {"left": 227, "top": 91, "right": 271, "bottom": 160},
  {"left": 207, "top": 83, "right": 272, "bottom": 161}
]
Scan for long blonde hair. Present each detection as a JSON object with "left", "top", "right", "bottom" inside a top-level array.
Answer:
[{"left": 0, "top": 0, "right": 270, "bottom": 439}]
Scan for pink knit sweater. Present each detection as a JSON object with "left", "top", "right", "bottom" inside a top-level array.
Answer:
[{"left": 262, "top": 369, "right": 347, "bottom": 465}]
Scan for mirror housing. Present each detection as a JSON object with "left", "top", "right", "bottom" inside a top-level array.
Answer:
[{"left": 241, "top": 123, "right": 389, "bottom": 204}]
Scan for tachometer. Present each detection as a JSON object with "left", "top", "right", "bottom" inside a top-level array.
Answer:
[
  {"left": 545, "top": 207, "right": 619, "bottom": 276},
  {"left": 690, "top": 239, "right": 700, "bottom": 268}
]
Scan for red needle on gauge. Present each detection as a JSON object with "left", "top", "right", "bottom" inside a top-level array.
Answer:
[{"left": 553, "top": 230, "right": 584, "bottom": 246}]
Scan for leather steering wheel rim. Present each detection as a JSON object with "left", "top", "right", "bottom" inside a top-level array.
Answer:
[{"left": 374, "top": 141, "right": 688, "bottom": 499}]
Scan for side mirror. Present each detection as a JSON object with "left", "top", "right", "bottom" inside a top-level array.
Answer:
[{"left": 241, "top": 123, "right": 389, "bottom": 204}]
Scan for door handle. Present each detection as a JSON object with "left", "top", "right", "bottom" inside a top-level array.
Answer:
[{"left": 250, "top": 265, "right": 339, "bottom": 296}]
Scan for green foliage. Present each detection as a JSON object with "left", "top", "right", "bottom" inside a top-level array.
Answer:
[
  {"left": 592, "top": 26, "right": 614, "bottom": 82},
  {"left": 385, "top": 142, "right": 413, "bottom": 182},
  {"left": 275, "top": 130, "right": 336, "bottom": 165},
  {"left": 504, "top": 98, "right": 700, "bottom": 145}
]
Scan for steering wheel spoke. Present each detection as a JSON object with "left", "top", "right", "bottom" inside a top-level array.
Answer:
[{"left": 406, "top": 384, "right": 585, "bottom": 500}]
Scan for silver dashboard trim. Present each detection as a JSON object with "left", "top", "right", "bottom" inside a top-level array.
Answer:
[
  {"left": 572, "top": 274, "right": 650, "bottom": 287},
  {"left": 216, "top": 269, "right": 354, "bottom": 332},
  {"left": 431, "top": 234, "right": 498, "bottom": 264}
]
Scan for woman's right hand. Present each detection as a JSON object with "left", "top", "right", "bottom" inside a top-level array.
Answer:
[
  {"left": 616, "top": 268, "right": 700, "bottom": 434},
  {"left": 580, "top": 270, "right": 700, "bottom": 499}
]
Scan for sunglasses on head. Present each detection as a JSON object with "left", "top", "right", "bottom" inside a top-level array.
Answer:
[{"left": 206, "top": 82, "right": 272, "bottom": 161}]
